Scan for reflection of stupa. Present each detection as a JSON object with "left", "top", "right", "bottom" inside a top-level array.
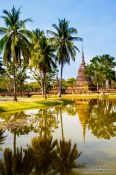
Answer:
[{"left": 75, "top": 100, "right": 90, "bottom": 143}]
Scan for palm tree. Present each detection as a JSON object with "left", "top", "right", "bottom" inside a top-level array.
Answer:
[
  {"left": 47, "top": 19, "right": 82, "bottom": 98},
  {"left": 0, "top": 6, "right": 32, "bottom": 101},
  {"left": 31, "top": 30, "right": 56, "bottom": 98}
]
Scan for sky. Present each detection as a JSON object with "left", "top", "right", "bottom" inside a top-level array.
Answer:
[{"left": 0, "top": 0, "right": 116, "bottom": 79}]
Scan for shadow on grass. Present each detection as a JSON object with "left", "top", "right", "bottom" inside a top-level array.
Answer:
[
  {"left": 35, "top": 99, "right": 74, "bottom": 106},
  {"left": 0, "top": 106, "right": 6, "bottom": 112}
]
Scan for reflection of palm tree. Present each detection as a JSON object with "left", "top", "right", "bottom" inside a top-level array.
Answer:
[
  {"left": 88, "top": 100, "right": 116, "bottom": 139},
  {"left": 0, "top": 130, "right": 6, "bottom": 145},
  {"left": 2, "top": 147, "right": 34, "bottom": 175},
  {"left": 54, "top": 139, "right": 82, "bottom": 175},
  {"left": 31, "top": 136, "right": 57, "bottom": 175},
  {"left": 7, "top": 111, "right": 33, "bottom": 155},
  {"left": 59, "top": 107, "right": 64, "bottom": 140}
]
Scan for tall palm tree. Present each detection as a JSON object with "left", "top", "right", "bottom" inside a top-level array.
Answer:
[
  {"left": 47, "top": 18, "right": 82, "bottom": 98},
  {"left": 31, "top": 30, "right": 56, "bottom": 98},
  {"left": 0, "top": 6, "right": 32, "bottom": 101}
]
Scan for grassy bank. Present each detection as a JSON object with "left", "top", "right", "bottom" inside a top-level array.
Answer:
[
  {"left": 0, "top": 98, "right": 73, "bottom": 113},
  {"left": 0, "top": 93, "right": 116, "bottom": 113},
  {"left": 32, "top": 93, "right": 116, "bottom": 99}
]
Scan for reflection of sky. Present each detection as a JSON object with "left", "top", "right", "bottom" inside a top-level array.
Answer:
[{"left": 0, "top": 105, "right": 116, "bottom": 172}]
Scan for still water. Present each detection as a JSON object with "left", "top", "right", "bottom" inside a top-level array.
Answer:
[{"left": 0, "top": 99, "right": 115, "bottom": 175}]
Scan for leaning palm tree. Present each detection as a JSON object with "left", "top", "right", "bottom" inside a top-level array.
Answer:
[
  {"left": 0, "top": 6, "right": 32, "bottom": 101},
  {"left": 47, "top": 19, "right": 82, "bottom": 98},
  {"left": 31, "top": 31, "right": 56, "bottom": 98}
]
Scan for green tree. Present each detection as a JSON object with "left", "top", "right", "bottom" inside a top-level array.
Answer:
[
  {"left": 0, "top": 6, "right": 32, "bottom": 101},
  {"left": 47, "top": 18, "right": 82, "bottom": 98},
  {"left": 86, "top": 55, "right": 116, "bottom": 90},
  {"left": 31, "top": 29, "right": 56, "bottom": 98},
  {"left": 67, "top": 78, "right": 76, "bottom": 94}
]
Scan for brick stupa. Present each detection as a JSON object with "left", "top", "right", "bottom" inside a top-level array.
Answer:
[{"left": 75, "top": 47, "right": 90, "bottom": 92}]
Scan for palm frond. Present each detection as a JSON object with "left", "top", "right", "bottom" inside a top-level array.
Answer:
[
  {"left": 0, "top": 27, "right": 8, "bottom": 35},
  {"left": 0, "top": 35, "right": 9, "bottom": 54}
]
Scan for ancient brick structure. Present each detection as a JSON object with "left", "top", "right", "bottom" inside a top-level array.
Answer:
[{"left": 75, "top": 47, "right": 91, "bottom": 92}]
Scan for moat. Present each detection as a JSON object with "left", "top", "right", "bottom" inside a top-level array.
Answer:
[{"left": 0, "top": 99, "right": 116, "bottom": 175}]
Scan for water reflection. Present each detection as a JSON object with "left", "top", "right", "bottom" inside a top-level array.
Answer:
[
  {"left": 87, "top": 100, "right": 116, "bottom": 139},
  {"left": 66, "top": 99, "right": 116, "bottom": 140},
  {"left": 0, "top": 99, "right": 116, "bottom": 174},
  {"left": 0, "top": 136, "right": 82, "bottom": 175}
]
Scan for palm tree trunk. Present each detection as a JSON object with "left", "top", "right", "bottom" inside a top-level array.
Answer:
[
  {"left": 41, "top": 78, "right": 44, "bottom": 97},
  {"left": 13, "top": 65, "right": 17, "bottom": 101},
  {"left": 43, "top": 72, "right": 47, "bottom": 99},
  {"left": 59, "top": 63, "right": 63, "bottom": 98}
]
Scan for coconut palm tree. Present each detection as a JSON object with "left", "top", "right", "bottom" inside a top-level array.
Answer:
[
  {"left": 31, "top": 30, "right": 56, "bottom": 98},
  {"left": 0, "top": 6, "right": 32, "bottom": 101},
  {"left": 47, "top": 19, "right": 82, "bottom": 98}
]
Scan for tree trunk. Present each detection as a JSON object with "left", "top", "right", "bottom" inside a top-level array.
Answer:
[
  {"left": 59, "top": 64, "right": 63, "bottom": 98},
  {"left": 97, "top": 82, "right": 99, "bottom": 91},
  {"left": 41, "top": 78, "right": 44, "bottom": 97},
  {"left": 13, "top": 65, "right": 17, "bottom": 101},
  {"left": 43, "top": 72, "right": 47, "bottom": 99}
]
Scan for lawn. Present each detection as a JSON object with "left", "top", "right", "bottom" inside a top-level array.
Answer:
[
  {"left": 0, "top": 98, "right": 73, "bottom": 113},
  {"left": 0, "top": 93, "right": 116, "bottom": 113}
]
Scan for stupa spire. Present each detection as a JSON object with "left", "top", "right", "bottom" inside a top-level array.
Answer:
[{"left": 81, "top": 46, "right": 85, "bottom": 65}]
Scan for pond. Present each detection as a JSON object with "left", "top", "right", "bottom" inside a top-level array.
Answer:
[{"left": 0, "top": 99, "right": 116, "bottom": 175}]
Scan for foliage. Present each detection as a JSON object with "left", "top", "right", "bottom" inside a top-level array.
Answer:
[
  {"left": 47, "top": 18, "right": 82, "bottom": 98},
  {"left": 67, "top": 78, "right": 76, "bottom": 94},
  {"left": 85, "top": 55, "right": 116, "bottom": 89},
  {"left": 0, "top": 6, "right": 32, "bottom": 100},
  {"left": 0, "top": 59, "right": 4, "bottom": 75},
  {"left": 31, "top": 29, "right": 57, "bottom": 98}
]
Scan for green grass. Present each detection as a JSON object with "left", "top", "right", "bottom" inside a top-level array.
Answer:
[
  {"left": 0, "top": 98, "right": 73, "bottom": 113},
  {"left": 0, "top": 93, "right": 116, "bottom": 113},
  {"left": 32, "top": 93, "right": 116, "bottom": 99}
]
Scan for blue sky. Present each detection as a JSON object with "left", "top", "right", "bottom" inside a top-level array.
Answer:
[{"left": 0, "top": 0, "right": 116, "bottom": 79}]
